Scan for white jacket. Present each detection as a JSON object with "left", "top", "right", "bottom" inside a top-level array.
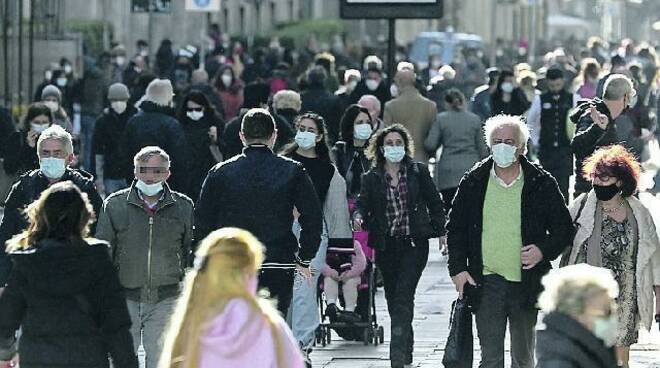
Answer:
[{"left": 566, "top": 191, "right": 660, "bottom": 330}]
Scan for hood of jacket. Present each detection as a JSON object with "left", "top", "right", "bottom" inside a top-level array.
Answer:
[{"left": 10, "top": 238, "right": 108, "bottom": 297}]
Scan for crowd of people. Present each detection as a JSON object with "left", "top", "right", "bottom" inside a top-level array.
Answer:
[{"left": 0, "top": 31, "right": 658, "bottom": 368}]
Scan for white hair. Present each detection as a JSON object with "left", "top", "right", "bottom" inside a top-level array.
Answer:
[
  {"left": 133, "top": 146, "right": 170, "bottom": 168},
  {"left": 538, "top": 264, "right": 618, "bottom": 315},
  {"left": 438, "top": 65, "right": 456, "bottom": 79},
  {"left": 483, "top": 114, "right": 530, "bottom": 149},
  {"left": 144, "top": 79, "right": 174, "bottom": 106},
  {"left": 272, "top": 90, "right": 301, "bottom": 112},
  {"left": 37, "top": 125, "right": 74, "bottom": 156},
  {"left": 344, "top": 69, "right": 361, "bottom": 83},
  {"left": 602, "top": 74, "right": 635, "bottom": 100}
]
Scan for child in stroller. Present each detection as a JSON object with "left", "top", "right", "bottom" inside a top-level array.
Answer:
[{"left": 321, "top": 240, "right": 366, "bottom": 323}]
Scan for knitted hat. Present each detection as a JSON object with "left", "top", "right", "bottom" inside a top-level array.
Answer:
[
  {"left": 41, "top": 85, "right": 62, "bottom": 102},
  {"left": 108, "top": 83, "right": 130, "bottom": 100}
]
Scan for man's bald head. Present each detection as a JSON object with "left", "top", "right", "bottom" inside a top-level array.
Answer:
[
  {"left": 394, "top": 69, "right": 416, "bottom": 88},
  {"left": 358, "top": 95, "right": 381, "bottom": 120}
]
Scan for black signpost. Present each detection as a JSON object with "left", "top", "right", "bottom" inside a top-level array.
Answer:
[{"left": 340, "top": 0, "right": 443, "bottom": 79}]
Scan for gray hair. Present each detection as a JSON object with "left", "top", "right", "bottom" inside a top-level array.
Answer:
[
  {"left": 133, "top": 146, "right": 170, "bottom": 168},
  {"left": 602, "top": 74, "right": 635, "bottom": 100},
  {"left": 538, "top": 264, "right": 618, "bottom": 316},
  {"left": 37, "top": 125, "right": 74, "bottom": 156},
  {"left": 144, "top": 79, "right": 174, "bottom": 106},
  {"left": 483, "top": 114, "right": 530, "bottom": 149},
  {"left": 272, "top": 90, "right": 302, "bottom": 112},
  {"left": 358, "top": 95, "right": 381, "bottom": 114}
]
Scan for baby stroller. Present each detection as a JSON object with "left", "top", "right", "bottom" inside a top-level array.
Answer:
[{"left": 314, "top": 230, "right": 385, "bottom": 346}]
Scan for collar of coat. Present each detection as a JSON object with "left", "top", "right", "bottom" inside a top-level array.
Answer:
[{"left": 464, "top": 155, "right": 546, "bottom": 185}]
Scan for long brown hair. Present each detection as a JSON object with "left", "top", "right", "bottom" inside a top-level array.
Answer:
[{"left": 6, "top": 181, "right": 95, "bottom": 252}]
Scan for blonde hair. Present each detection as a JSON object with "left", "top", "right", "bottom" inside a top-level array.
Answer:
[
  {"left": 159, "top": 228, "right": 287, "bottom": 368},
  {"left": 538, "top": 264, "right": 618, "bottom": 316}
]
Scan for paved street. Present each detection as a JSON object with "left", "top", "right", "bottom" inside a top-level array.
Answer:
[{"left": 311, "top": 194, "right": 660, "bottom": 368}]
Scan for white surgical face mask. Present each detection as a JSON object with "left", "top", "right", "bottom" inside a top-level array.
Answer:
[
  {"left": 56, "top": 78, "right": 67, "bottom": 87},
  {"left": 30, "top": 123, "right": 49, "bottom": 134},
  {"left": 366, "top": 79, "right": 379, "bottom": 91},
  {"left": 40, "top": 157, "right": 67, "bottom": 179},
  {"left": 592, "top": 314, "right": 617, "bottom": 347},
  {"left": 63, "top": 65, "right": 73, "bottom": 74},
  {"left": 44, "top": 100, "right": 59, "bottom": 112},
  {"left": 111, "top": 101, "right": 127, "bottom": 114},
  {"left": 501, "top": 82, "right": 514, "bottom": 93},
  {"left": 115, "top": 56, "right": 126, "bottom": 66},
  {"left": 390, "top": 84, "right": 399, "bottom": 97},
  {"left": 221, "top": 74, "right": 233, "bottom": 87},
  {"left": 187, "top": 110, "right": 204, "bottom": 121},
  {"left": 383, "top": 145, "right": 406, "bottom": 163},
  {"left": 294, "top": 131, "right": 317, "bottom": 150},
  {"left": 347, "top": 80, "right": 358, "bottom": 91},
  {"left": 353, "top": 124, "right": 373, "bottom": 140},
  {"left": 136, "top": 180, "right": 163, "bottom": 196},
  {"left": 491, "top": 143, "right": 518, "bottom": 168}
]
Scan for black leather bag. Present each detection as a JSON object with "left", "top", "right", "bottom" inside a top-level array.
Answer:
[{"left": 442, "top": 298, "right": 473, "bottom": 368}]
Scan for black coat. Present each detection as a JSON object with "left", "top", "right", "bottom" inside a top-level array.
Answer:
[
  {"left": 180, "top": 115, "right": 221, "bottom": 201},
  {"left": 92, "top": 107, "right": 137, "bottom": 180},
  {"left": 331, "top": 141, "right": 371, "bottom": 198},
  {"left": 490, "top": 88, "right": 530, "bottom": 116},
  {"left": 536, "top": 312, "right": 618, "bottom": 368},
  {"left": 195, "top": 145, "right": 322, "bottom": 266},
  {"left": 446, "top": 157, "right": 574, "bottom": 308},
  {"left": 0, "top": 169, "right": 103, "bottom": 285},
  {"left": 3, "top": 130, "right": 39, "bottom": 176},
  {"left": 123, "top": 101, "right": 186, "bottom": 191},
  {"left": 355, "top": 160, "right": 446, "bottom": 250},
  {"left": 300, "top": 86, "right": 343, "bottom": 145},
  {"left": 0, "top": 238, "right": 138, "bottom": 368}
]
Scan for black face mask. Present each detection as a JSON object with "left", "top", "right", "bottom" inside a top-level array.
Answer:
[{"left": 593, "top": 183, "right": 620, "bottom": 201}]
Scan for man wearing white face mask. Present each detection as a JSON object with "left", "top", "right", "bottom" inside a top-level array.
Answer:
[
  {"left": 447, "top": 115, "right": 574, "bottom": 368},
  {"left": 93, "top": 83, "right": 136, "bottom": 197},
  {"left": 0, "top": 125, "right": 103, "bottom": 289},
  {"left": 96, "top": 146, "right": 193, "bottom": 368}
]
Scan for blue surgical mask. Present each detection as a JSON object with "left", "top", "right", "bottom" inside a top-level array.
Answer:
[
  {"left": 383, "top": 145, "right": 406, "bottom": 163},
  {"left": 492, "top": 143, "right": 517, "bottom": 168},
  {"left": 40, "top": 157, "right": 66, "bottom": 179},
  {"left": 592, "top": 314, "right": 617, "bottom": 347},
  {"left": 295, "top": 131, "right": 317, "bottom": 150},
  {"left": 136, "top": 180, "right": 164, "bottom": 196},
  {"left": 353, "top": 124, "right": 373, "bottom": 140}
]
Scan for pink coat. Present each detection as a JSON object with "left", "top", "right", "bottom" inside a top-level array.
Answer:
[
  {"left": 321, "top": 241, "right": 367, "bottom": 279},
  {"left": 199, "top": 299, "right": 305, "bottom": 368}
]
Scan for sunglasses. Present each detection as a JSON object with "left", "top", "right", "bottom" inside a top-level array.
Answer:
[{"left": 187, "top": 107, "right": 204, "bottom": 112}]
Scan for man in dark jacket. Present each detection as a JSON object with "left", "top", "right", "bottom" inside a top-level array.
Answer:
[
  {"left": 195, "top": 108, "right": 323, "bottom": 316},
  {"left": 447, "top": 115, "right": 573, "bottom": 368},
  {"left": 123, "top": 79, "right": 186, "bottom": 191},
  {"left": 93, "top": 83, "right": 137, "bottom": 197},
  {"left": 570, "top": 74, "right": 636, "bottom": 197},
  {"left": 0, "top": 125, "right": 102, "bottom": 287},
  {"left": 300, "top": 66, "right": 343, "bottom": 145}
]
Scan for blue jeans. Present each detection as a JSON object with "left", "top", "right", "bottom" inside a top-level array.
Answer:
[
  {"left": 287, "top": 221, "right": 328, "bottom": 348},
  {"left": 104, "top": 178, "right": 128, "bottom": 196}
]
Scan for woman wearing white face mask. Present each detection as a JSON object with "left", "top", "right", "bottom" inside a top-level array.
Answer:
[
  {"left": 214, "top": 65, "right": 244, "bottom": 120},
  {"left": 535, "top": 264, "right": 620, "bottom": 368},
  {"left": 3, "top": 103, "right": 53, "bottom": 176},
  {"left": 353, "top": 124, "right": 446, "bottom": 368},
  {"left": 176, "top": 91, "right": 224, "bottom": 201},
  {"left": 40, "top": 84, "right": 73, "bottom": 133},
  {"left": 490, "top": 70, "right": 530, "bottom": 117}
]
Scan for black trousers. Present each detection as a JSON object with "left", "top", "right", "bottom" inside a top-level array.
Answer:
[
  {"left": 376, "top": 236, "right": 429, "bottom": 367},
  {"left": 539, "top": 149, "right": 572, "bottom": 203},
  {"left": 258, "top": 268, "right": 295, "bottom": 316}
]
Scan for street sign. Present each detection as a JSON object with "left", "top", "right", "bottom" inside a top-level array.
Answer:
[
  {"left": 186, "top": 0, "right": 221, "bottom": 12},
  {"left": 340, "top": 0, "right": 443, "bottom": 19}
]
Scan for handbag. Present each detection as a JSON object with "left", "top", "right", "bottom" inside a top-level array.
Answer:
[
  {"left": 442, "top": 298, "right": 473, "bottom": 368},
  {"left": 559, "top": 195, "right": 588, "bottom": 267}
]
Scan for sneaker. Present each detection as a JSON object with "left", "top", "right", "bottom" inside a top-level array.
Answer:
[{"left": 325, "top": 303, "right": 339, "bottom": 322}]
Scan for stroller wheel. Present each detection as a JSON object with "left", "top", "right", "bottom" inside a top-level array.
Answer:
[{"left": 378, "top": 326, "right": 385, "bottom": 344}]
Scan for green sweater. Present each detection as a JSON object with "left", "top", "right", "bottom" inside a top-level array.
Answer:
[{"left": 481, "top": 173, "right": 524, "bottom": 282}]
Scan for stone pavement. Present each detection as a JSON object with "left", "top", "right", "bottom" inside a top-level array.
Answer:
[{"left": 310, "top": 194, "right": 660, "bottom": 368}]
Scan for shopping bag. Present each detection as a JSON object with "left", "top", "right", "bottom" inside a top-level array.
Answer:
[{"left": 442, "top": 298, "right": 473, "bottom": 368}]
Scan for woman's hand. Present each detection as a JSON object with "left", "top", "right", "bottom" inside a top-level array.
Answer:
[{"left": 26, "top": 130, "right": 38, "bottom": 148}]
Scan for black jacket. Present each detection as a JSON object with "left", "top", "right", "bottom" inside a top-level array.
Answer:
[
  {"left": 536, "top": 312, "right": 618, "bottom": 368},
  {"left": 0, "top": 238, "right": 138, "bottom": 368},
  {"left": 490, "top": 88, "right": 531, "bottom": 116},
  {"left": 300, "top": 86, "right": 343, "bottom": 145},
  {"left": 180, "top": 114, "right": 222, "bottom": 201},
  {"left": 355, "top": 160, "right": 446, "bottom": 250},
  {"left": 194, "top": 145, "right": 323, "bottom": 266},
  {"left": 0, "top": 169, "right": 103, "bottom": 285},
  {"left": 123, "top": 101, "right": 186, "bottom": 190},
  {"left": 3, "top": 130, "right": 39, "bottom": 176},
  {"left": 92, "top": 106, "right": 137, "bottom": 180},
  {"left": 569, "top": 98, "right": 619, "bottom": 195},
  {"left": 331, "top": 141, "right": 371, "bottom": 198},
  {"left": 446, "top": 157, "right": 574, "bottom": 308}
]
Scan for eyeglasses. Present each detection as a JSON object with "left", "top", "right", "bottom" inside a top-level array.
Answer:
[
  {"left": 187, "top": 107, "right": 204, "bottom": 112},
  {"left": 137, "top": 167, "right": 169, "bottom": 174},
  {"left": 594, "top": 174, "right": 613, "bottom": 182},
  {"left": 31, "top": 119, "right": 50, "bottom": 125}
]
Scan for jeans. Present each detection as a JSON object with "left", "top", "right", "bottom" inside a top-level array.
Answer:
[
  {"left": 475, "top": 274, "right": 538, "bottom": 368},
  {"left": 377, "top": 236, "right": 429, "bottom": 367},
  {"left": 104, "top": 178, "right": 128, "bottom": 196},
  {"left": 80, "top": 114, "right": 96, "bottom": 171},
  {"left": 126, "top": 297, "right": 177, "bottom": 368}
]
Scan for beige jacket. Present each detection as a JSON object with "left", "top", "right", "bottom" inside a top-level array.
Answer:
[
  {"left": 383, "top": 86, "right": 437, "bottom": 162},
  {"left": 565, "top": 191, "right": 660, "bottom": 330}
]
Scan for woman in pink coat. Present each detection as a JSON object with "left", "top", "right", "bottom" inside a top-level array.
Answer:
[{"left": 159, "top": 228, "right": 304, "bottom": 368}]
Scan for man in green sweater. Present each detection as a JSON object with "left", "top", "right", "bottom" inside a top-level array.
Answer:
[{"left": 447, "top": 114, "right": 574, "bottom": 368}]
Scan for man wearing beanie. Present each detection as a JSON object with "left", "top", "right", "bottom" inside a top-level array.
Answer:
[
  {"left": 40, "top": 85, "right": 73, "bottom": 133},
  {"left": 93, "top": 83, "right": 137, "bottom": 196},
  {"left": 123, "top": 79, "right": 186, "bottom": 191}
]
